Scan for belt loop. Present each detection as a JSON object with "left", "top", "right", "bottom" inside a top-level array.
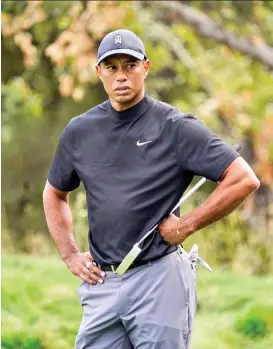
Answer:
[{"left": 111, "top": 265, "right": 117, "bottom": 273}]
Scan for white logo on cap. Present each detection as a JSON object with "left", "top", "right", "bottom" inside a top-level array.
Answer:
[{"left": 115, "top": 35, "right": 122, "bottom": 44}]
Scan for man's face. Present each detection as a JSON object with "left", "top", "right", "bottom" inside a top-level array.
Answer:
[{"left": 96, "top": 55, "right": 150, "bottom": 107}]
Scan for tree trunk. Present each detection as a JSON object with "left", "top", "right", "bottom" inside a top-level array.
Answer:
[{"left": 240, "top": 137, "right": 273, "bottom": 241}]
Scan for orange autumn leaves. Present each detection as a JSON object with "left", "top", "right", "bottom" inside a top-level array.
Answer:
[
  {"left": 44, "top": 1, "right": 127, "bottom": 100},
  {"left": 2, "top": 1, "right": 46, "bottom": 67},
  {"left": 1, "top": 1, "right": 127, "bottom": 101}
]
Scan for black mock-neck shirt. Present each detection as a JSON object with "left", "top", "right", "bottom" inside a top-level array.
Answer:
[{"left": 48, "top": 94, "right": 239, "bottom": 266}]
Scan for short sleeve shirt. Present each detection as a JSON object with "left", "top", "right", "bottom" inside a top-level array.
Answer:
[{"left": 48, "top": 95, "right": 239, "bottom": 265}]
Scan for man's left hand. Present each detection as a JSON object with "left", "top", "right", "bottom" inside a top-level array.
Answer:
[{"left": 159, "top": 214, "right": 186, "bottom": 245}]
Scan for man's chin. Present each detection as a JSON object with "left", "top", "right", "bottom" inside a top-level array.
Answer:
[{"left": 113, "top": 94, "right": 135, "bottom": 104}]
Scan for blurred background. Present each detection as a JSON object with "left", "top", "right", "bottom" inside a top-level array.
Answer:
[{"left": 1, "top": 1, "right": 273, "bottom": 348}]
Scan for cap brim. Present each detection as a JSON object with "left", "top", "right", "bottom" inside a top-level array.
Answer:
[{"left": 97, "top": 49, "right": 145, "bottom": 65}]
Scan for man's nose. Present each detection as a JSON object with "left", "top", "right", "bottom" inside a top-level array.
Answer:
[{"left": 116, "top": 68, "right": 127, "bottom": 82}]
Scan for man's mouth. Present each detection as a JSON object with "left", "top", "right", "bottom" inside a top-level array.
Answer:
[
  {"left": 115, "top": 86, "right": 131, "bottom": 91},
  {"left": 114, "top": 86, "right": 131, "bottom": 95}
]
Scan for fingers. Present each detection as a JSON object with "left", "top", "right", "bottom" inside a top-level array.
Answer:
[
  {"left": 86, "top": 261, "right": 93, "bottom": 269},
  {"left": 85, "top": 261, "right": 105, "bottom": 285},
  {"left": 80, "top": 268, "right": 102, "bottom": 285},
  {"left": 64, "top": 253, "right": 106, "bottom": 285},
  {"left": 80, "top": 272, "right": 97, "bottom": 285}
]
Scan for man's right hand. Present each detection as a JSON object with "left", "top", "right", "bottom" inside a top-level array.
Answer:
[{"left": 63, "top": 252, "right": 106, "bottom": 285}]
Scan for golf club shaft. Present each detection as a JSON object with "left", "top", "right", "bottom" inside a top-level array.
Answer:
[
  {"left": 138, "top": 177, "right": 207, "bottom": 245},
  {"left": 170, "top": 177, "right": 207, "bottom": 213}
]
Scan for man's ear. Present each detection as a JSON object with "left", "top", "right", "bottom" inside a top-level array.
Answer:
[
  {"left": 96, "top": 64, "right": 102, "bottom": 81},
  {"left": 143, "top": 59, "right": 150, "bottom": 78}
]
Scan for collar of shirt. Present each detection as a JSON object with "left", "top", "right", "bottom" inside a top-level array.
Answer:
[{"left": 106, "top": 94, "right": 151, "bottom": 122}]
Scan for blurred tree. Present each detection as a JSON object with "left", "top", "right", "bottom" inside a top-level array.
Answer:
[{"left": 1, "top": 0, "right": 273, "bottom": 272}]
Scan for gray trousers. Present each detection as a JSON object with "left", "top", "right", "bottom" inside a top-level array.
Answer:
[{"left": 75, "top": 249, "right": 197, "bottom": 349}]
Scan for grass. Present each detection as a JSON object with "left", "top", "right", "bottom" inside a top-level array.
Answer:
[
  {"left": 2, "top": 254, "right": 273, "bottom": 349},
  {"left": 191, "top": 269, "right": 273, "bottom": 349}
]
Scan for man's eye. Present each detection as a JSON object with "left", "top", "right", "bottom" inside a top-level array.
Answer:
[
  {"left": 106, "top": 66, "right": 115, "bottom": 70},
  {"left": 126, "top": 63, "right": 137, "bottom": 69}
]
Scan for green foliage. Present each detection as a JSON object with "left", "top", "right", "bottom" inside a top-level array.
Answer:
[
  {"left": 236, "top": 306, "right": 273, "bottom": 339},
  {"left": 73, "top": 189, "right": 89, "bottom": 251},
  {"left": 2, "top": 255, "right": 81, "bottom": 349},
  {"left": 2, "top": 77, "right": 43, "bottom": 144},
  {"left": 2, "top": 333, "right": 45, "bottom": 349},
  {"left": 1, "top": 0, "right": 27, "bottom": 14},
  {"left": 1, "top": 77, "right": 52, "bottom": 249},
  {"left": 236, "top": 316, "right": 268, "bottom": 339},
  {"left": 192, "top": 267, "right": 273, "bottom": 349}
]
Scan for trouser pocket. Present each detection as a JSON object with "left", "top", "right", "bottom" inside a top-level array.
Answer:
[{"left": 177, "top": 247, "right": 196, "bottom": 280}]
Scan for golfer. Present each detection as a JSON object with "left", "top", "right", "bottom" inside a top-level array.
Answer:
[{"left": 43, "top": 29, "right": 260, "bottom": 349}]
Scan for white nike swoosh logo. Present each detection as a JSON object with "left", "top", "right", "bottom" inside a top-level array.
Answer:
[{"left": 136, "top": 140, "right": 153, "bottom": 146}]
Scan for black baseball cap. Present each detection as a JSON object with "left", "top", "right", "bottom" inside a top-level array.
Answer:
[{"left": 97, "top": 29, "right": 146, "bottom": 65}]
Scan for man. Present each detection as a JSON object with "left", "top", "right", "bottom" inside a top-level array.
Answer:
[{"left": 43, "top": 29, "right": 260, "bottom": 349}]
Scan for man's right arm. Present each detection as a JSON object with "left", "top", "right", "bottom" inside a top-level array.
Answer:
[{"left": 43, "top": 181, "right": 105, "bottom": 284}]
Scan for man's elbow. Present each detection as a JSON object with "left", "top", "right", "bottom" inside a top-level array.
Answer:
[
  {"left": 223, "top": 157, "right": 260, "bottom": 196},
  {"left": 43, "top": 186, "right": 50, "bottom": 207},
  {"left": 243, "top": 173, "right": 260, "bottom": 194}
]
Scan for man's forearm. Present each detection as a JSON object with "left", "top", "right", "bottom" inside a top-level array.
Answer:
[
  {"left": 43, "top": 190, "right": 79, "bottom": 260},
  {"left": 177, "top": 159, "right": 260, "bottom": 240}
]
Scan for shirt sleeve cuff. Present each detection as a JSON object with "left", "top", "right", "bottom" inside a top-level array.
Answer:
[{"left": 212, "top": 153, "right": 240, "bottom": 182}]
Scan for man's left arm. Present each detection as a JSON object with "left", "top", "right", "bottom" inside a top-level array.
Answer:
[{"left": 159, "top": 156, "right": 260, "bottom": 245}]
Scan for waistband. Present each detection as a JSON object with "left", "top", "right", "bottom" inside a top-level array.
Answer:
[{"left": 99, "top": 248, "right": 177, "bottom": 273}]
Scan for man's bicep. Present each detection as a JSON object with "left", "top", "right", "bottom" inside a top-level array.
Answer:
[
  {"left": 44, "top": 180, "right": 70, "bottom": 201},
  {"left": 48, "top": 126, "right": 80, "bottom": 192},
  {"left": 175, "top": 115, "right": 239, "bottom": 182},
  {"left": 218, "top": 156, "right": 257, "bottom": 184}
]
